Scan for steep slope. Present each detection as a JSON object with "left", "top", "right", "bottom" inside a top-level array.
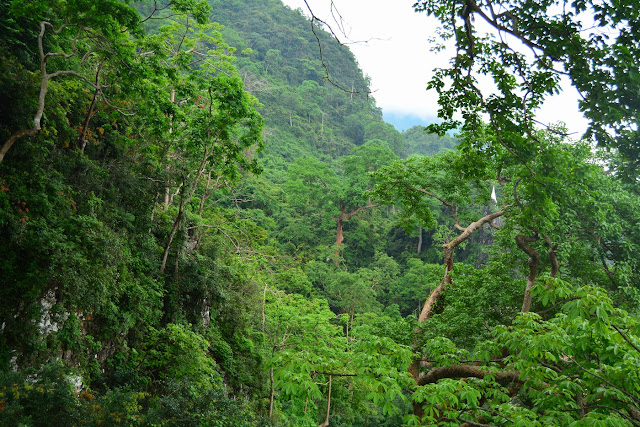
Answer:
[{"left": 210, "top": 0, "right": 385, "bottom": 163}]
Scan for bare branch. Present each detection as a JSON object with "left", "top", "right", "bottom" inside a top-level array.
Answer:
[
  {"left": 139, "top": 0, "right": 172, "bottom": 24},
  {"left": 79, "top": 59, "right": 105, "bottom": 151},
  {"left": 300, "top": 0, "right": 372, "bottom": 95},
  {"left": 341, "top": 202, "right": 378, "bottom": 222}
]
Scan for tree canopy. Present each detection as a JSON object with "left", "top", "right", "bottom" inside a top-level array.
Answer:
[
  {"left": 416, "top": 0, "right": 640, "bottom": 178},
  {"left": 0, "top": 0, "right": 639, "bottom": 426}
]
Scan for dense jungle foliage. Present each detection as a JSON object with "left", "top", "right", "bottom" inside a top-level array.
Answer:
[{"left": 0, "top": 0, "right": 639, "bottom": 426}]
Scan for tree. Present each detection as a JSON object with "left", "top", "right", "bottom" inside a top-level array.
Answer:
[
  {"left": 0, "top": 0, "right": 144, "bottom": 164},
  {"left": 158, "top": 72, "right": 264, "bottom": 275},
  {"left": 410, "top": 281, "right": 640, "bottom": 426},
  {"left": 372, "top": 149, "right": 502, "bottom": 322},
  {"left": 264, "top": 289, "right": 413, "bottom": 425},
  {"left": 363, "top": 122, "right": 403, "bottom": 155},
  {"left": 0, "top": 1, "right": 267, "bottom": 422},
  {"left": 401, "top": 125, "right": 458, "bottom": 158},
  {"left": 264, "top": 291, "right": 344, "bottom": 422},
  {"left": 285, "top": 143, "right": 396, "bottom": 265},
  {"left": 415, "top": 0, "right": 640, "bottom": 178},
  {"left": 371, "top": 123, "right": 640, "bottom": 421}
]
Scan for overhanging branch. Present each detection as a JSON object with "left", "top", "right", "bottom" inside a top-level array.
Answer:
[{"left": 417, "top": 364, "right": 519, "bottom": 386}]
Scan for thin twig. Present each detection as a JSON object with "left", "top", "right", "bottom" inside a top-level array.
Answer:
[{"left": 612, "top": 324, "right": 640, "bottom": 355}]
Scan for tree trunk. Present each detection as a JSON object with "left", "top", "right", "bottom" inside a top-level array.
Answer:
[
  {"left": 544, "top": 235, "right": 559, "bottom": 278},
  {"left": 334, "top": 218, "right": 344, "bottom": 266},
  {"left": 515, "top": 234, "right": 540, "bottom": 313},
  {"left": 160, "top": 147, "right": 211, "bottom": 274},
  {"left": 410, "top": 209, "right": 506, "bottom": 417},
  {"left": 319, "top": 375, "right": 332, "bottom": 427},
  {"left": 0, "top": 129, "right": 38, "bottom": 164},
  {"left": 198, "top": 170, "right": 212, "bottom": 216},
  {"left": 79, "top": 60, "right": 104, "bottom": 152},
  {"left": 521, "top": 259, "right": 538, "bottom": 313},
  {"left": 268, "top": 366, "right": 275, "bottom": 418},
  {"left": 417, "top": 226, "right": 423, "bottom": 254},
  {"left": 79, "top": 89, "right": 99, "bottom": 152},
  {"left": 149, "top": 191, "right": 159, "bottom": 234},
  {"left": 333, "top": 200, "right": 378, "bottom": 265},
  {"left": 163, "top": 184, "right": 171, "bottom": 207},
  {"left": 345, "top": 294, "right": 355, "bottom": 348},
  {"left": 262, "top": 283, "right": 268, "bottom": 333},
  {"left": 1, "top": 32, "right": 49, "bottom": 164},
  {"left": 418, "top": 210, "right": 505, "bottom": 322},
  {"left": 164, "top": 89, "right": 176, "bottom": 207},
  {"left": 1, "top": 22, "right": 79, "bottom": 164},
  {"left": 160, "top": 209, "right": 182, "bottom": 274},
  {"left": 418, "top": 245, "right": 454, "bottom": 322},
  {"left": 417, "top": 364, "right": 519, "bottom": 386}
]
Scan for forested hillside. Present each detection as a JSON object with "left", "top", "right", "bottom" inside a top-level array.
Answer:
[{"left": 1, "top": 0, "right": 639, "bottom": 426}]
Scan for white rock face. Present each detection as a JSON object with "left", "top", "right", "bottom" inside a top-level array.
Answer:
[
  {"left": 10, "top": 355, "right": 18, "bottom": 371},
  {"left": 38, "top": 289, "right": 59, "bottom": 334},
  {"left": 67, "top": 374, "right": 83, "bottom": 392},
  {"left": 37, "top": 289, "right": 69, "bottom": 334}
]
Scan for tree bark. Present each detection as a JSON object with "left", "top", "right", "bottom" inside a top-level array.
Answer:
[
  {"left": 418, "top": 210, "right": 505, "bottom": 322},
  {"left": 1, "top": 22, "right": 110, "bottom": 164},
  {"left": 332, "top": 200, "right": 378, "bottom": 265},
  {"left": 198, "top": 170, "right": 212, "bottom": 216},
  {"left": 544, "top": 235, "right": 559, "bottom": 278},
  {"left": 410, "top": 209, "right": 506, "bottom": 419},
  {"left": 319, "top": 375, "right": 332, "bottom": 427},
  {"left": 334, "top": 218, "right": 344, "bottom": 266},
  {"left": 418, "top": 247, "right": 453, "bottom": 323},
  {"left": 515, "top": 234, "right": 540, "bottom": 313},
  {"left": 417, "top": 364, "right": 519, "bottom": 386},
  {"left": 164, "top": 89, "right": 176, "bottom": 207},
  {"left": 160, "top": 209, "right": 183, "bottom": 274},
  {"left": 1, "top": 22, "right": 64, "bottom": 164},
  {"left": 268, "top": 366, "right": 275, "bottom": 418},
  {"left": 79, "top": 60, "right": 105, "bottom": 152},
  {"left": 411, "top": 364, "right": 521, "bottom": 419},
  {"left": 0, "top": 129, "right": 39, "bottom": 164}
]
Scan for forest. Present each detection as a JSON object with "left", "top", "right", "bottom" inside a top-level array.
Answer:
[{"left": 0, "top": 0, "right": 639, "bottom": 425}]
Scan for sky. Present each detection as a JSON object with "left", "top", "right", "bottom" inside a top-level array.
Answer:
[{"left": 280, "top": 0, "right": 589, "bottom": 135}]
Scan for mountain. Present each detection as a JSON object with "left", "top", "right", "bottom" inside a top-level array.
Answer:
[{"left": 8, "top": 1, "right": 634, "bottom": 426}]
